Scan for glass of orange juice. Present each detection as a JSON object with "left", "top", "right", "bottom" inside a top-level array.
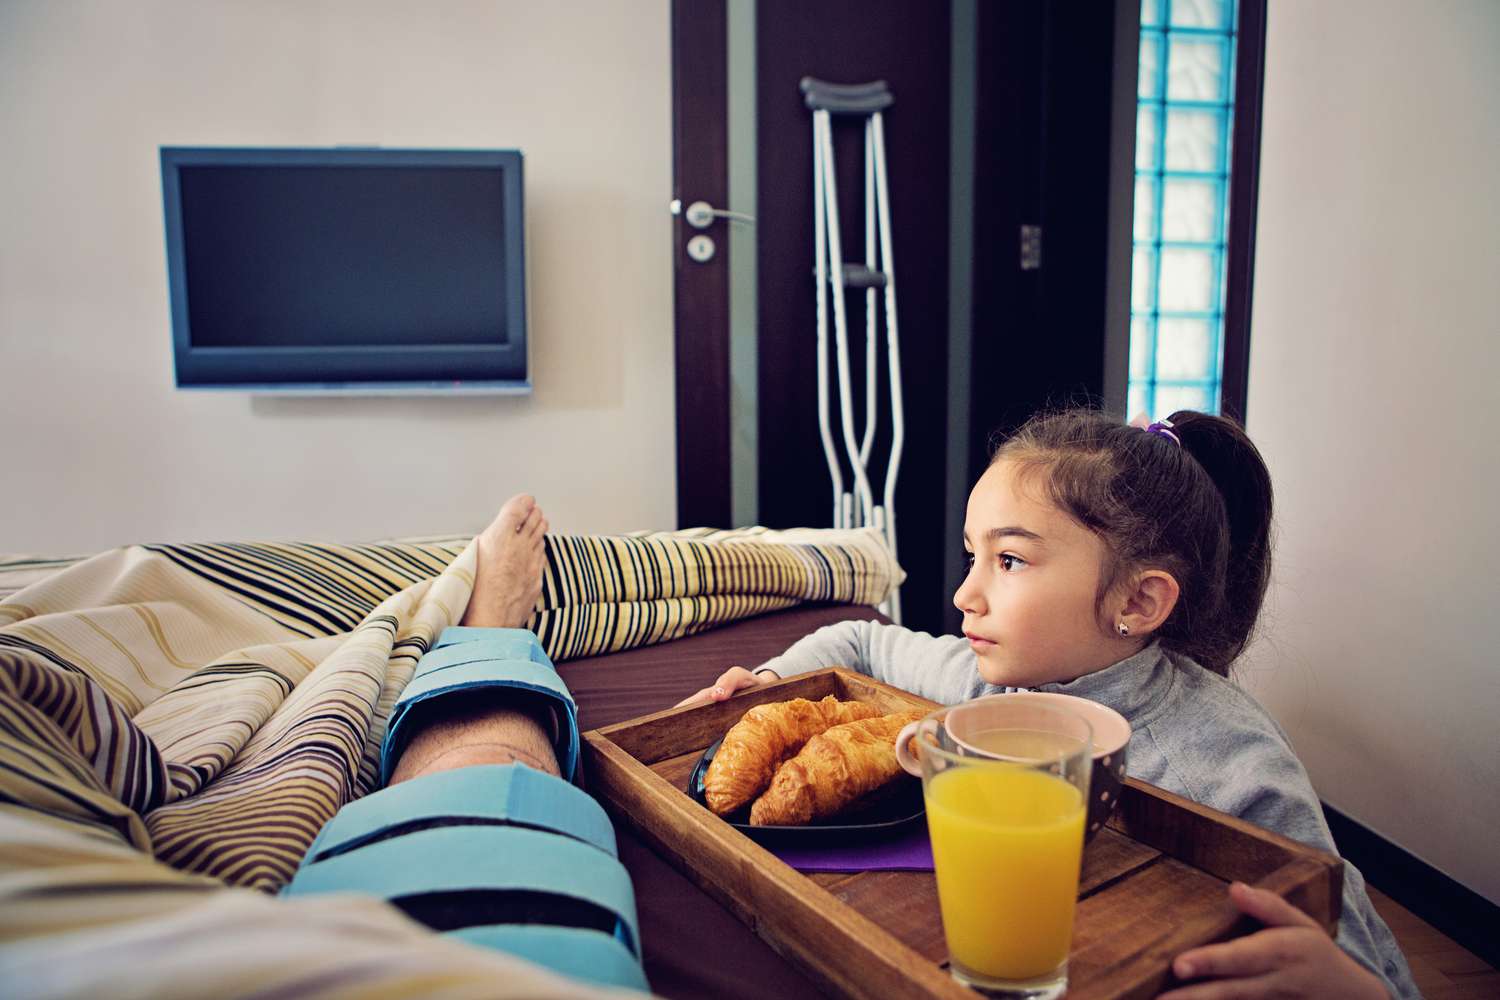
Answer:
[{"left": 895, "top": 700, "right": 1093, "bottom": 998}]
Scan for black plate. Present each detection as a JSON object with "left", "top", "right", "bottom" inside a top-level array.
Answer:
[{"left": 687, "top": 735, "right": 926, "bottom": 843}]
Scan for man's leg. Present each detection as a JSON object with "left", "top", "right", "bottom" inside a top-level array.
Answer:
[
  {"left": 285, "top": 497, "right": 648, "bottom": 993},
  {"left": 389, "top": 494, "right": 557, "bottom": 784}
]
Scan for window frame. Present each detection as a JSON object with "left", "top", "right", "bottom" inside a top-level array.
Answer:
[
  {"left": 1129, "top": 0, "right": 1264, "bottom": 422},
  {"left": 1220, "top": 0, "right": 1266, "bottom": 422}
]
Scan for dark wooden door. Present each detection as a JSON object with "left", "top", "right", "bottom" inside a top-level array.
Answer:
[{"left": 752, "top": 0, "right": 954, "bottom": 635}]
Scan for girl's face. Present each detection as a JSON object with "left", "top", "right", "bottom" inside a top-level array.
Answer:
[{"left": 954, "top": 459, "right": 1129, "bottom": 688}]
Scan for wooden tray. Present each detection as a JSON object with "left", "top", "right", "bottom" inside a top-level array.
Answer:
[{"left": 582, "top": 668, "right": 1343, "bottom": 1000}]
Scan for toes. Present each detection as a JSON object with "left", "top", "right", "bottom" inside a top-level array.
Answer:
[
  {"left": 521, "top": 512, "right": 548, "bottom": 541},
  {"left": 496, "top": 493, "right": 536, "bottom": 532},
  {"left": 518, "top": 504, "right": 544, "bottom": 536}
]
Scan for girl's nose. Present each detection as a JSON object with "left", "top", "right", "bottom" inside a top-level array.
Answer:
[{"left": 953, "top": 567, "right": 982, "bottom": 616}]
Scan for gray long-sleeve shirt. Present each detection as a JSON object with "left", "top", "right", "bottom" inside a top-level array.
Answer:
[{"left": 757, "top": 620, "right": 1420, "bottom": 999}]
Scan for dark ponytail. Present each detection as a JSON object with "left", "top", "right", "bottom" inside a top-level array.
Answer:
[
  {"left": 1164, "top": 411, "right": 1274, "bottom": 670},
  {"left": 993, "top": 408, "right": 1274, "bottom": 675}
]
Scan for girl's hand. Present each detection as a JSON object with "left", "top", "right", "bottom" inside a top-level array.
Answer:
[
  {"left": 1159, "top": 882, "right": 1388, "bottom": 1000},
  {"left": 673, "top": 666, "right": 779, "bottom": 708}
]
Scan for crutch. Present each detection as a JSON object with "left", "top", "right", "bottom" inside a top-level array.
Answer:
[{"left": 801, "top": 77, "right": 905, "bottom": 624}]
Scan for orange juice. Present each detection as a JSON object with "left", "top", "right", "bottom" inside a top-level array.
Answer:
[{"left": 925, "top": 763, "right": 1086, "bottom": 980}]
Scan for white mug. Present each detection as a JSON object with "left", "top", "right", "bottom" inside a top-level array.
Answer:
[{"left": 895, "top": 691, "right": 1130, "bottom": 776}]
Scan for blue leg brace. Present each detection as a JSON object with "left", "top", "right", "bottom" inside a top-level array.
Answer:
[
  {"left": 380, "top": 626, "right": 581, "bottom": 785},
  {"left": 285, "top": 628, "right": 647, "bottom": 993}
]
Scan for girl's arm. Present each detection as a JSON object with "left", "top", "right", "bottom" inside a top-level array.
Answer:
[
  {"left": 1230, "top": 768, "right": 1418, "bottom": 999},
  {"left": 754, "top": 619, "right": 983, "bottom": 704},
  {"left": 1157, "top": 714, "right": 1419, "bottom": 999},
  {"left": 676, "top": 620, "right": 985, "bottom": 707},
  {"left": 1160, "top": 882, "right": 1389, "bottom": 1000}
]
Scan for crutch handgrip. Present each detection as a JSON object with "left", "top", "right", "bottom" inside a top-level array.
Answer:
[{"left": 800, "top": 77, "right": 894, "bottom": 114}]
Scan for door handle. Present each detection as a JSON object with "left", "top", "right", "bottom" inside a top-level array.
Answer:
[{"left": 669, "top": 199, "right": 756, "bottom": 229}]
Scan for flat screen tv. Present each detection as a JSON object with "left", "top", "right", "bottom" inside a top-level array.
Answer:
[{"left": 160, "top": 147, "right": 528, "bottom": 393}]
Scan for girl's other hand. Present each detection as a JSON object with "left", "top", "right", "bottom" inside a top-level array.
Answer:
[
  {"left": 673, "top": 666, "right": 778, "bottom": 708},
  {"left": 1159, "top": 882, "right": 1387, "bottom": 999}
]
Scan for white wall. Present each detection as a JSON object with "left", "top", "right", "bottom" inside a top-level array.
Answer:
[
  {"left": 1243, "top": 0, "right": 1500, "bottom": 903},
  {"left": 0, "top": 0, "right": 674, "bottom": 553}
]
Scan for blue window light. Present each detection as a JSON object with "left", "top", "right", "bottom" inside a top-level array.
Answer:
[{"left": 1129, "top": 0, "right": 1237, "bottom": 417}]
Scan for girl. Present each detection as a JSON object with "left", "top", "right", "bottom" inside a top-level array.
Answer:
[{"left": 681, "top": 409, "right": 1418, "bottom": 1000}]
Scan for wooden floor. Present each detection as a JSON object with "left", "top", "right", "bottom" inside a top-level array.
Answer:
[{"left": 1368, "top": 887, "right": 1499, "bottom": 999}]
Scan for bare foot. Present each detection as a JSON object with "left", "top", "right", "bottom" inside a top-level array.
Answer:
[{"left": 460, "top": 494, "right": 548, "bottom": 628}]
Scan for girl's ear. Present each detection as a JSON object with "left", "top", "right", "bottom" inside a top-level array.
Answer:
[{"left": 1118, "top": 570, "right": 1180, "bottom": 638}]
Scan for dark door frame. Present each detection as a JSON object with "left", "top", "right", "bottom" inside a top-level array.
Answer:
[{"left": 671, "top": 0, "right": 733, "bottom": 529}]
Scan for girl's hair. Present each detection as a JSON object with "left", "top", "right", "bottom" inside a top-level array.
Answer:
[{"left": 991, "top": 408, "right": 1273, "bottom": 676}]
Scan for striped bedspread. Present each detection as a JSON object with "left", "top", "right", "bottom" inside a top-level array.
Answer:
[{"left": 0, "top": 526, "right": 898, "bottom": 998}]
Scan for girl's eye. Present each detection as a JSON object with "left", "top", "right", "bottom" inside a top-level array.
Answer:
[
  {"left": 999, "top": 553, "right": 1028, "bottom": 572},
  {"left": 962, "top": 551, "right": 976, "bottom": 571}
]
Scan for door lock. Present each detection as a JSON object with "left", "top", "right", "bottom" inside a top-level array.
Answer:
[{"left": 686, "top": 234, "right": 716, "bottom": 263}]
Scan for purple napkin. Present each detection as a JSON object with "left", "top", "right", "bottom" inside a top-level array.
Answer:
[{"left": 769, "top": 822, "right": 934, "bottom": 872}]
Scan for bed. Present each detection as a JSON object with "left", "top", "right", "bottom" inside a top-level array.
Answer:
[{"left": 0, "top": 527, "right": 896, "bottom": 998}]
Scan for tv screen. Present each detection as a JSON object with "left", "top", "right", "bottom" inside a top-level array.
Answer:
[{"left": 160, "top": 147, "right": 528, "bottom": 392}]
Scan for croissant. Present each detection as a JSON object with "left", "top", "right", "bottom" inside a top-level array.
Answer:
[
  {"left": 748, "top": 710, "right": 924, "bottom": 826},
  {"left": 704, "top": 696, "right": 881, "bottom": 815}
]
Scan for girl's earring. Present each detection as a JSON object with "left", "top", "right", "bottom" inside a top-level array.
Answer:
[{"left": 1116, "top": 621, "right": 1131, "bottom": 637}]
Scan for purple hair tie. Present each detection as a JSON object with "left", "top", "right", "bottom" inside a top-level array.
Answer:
[{"left": 1128, "top": 412, "right": 1182, "bottom": 447}]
